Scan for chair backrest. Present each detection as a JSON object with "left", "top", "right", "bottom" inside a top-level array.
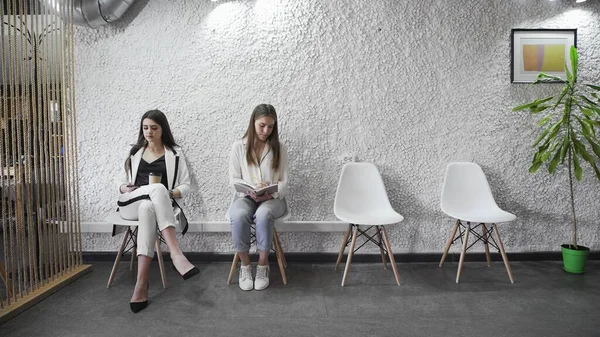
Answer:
[
  {"left": 334, "top": 162, "right": 393, "bottom": 215},
  {"left": 440, "top": 162, "right": 499, "bottom": 215}
]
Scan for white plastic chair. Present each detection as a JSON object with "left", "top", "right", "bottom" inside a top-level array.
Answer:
[
  {"left": 226, "top": 196, "right": 290, "bottom": 285},
  {"left": 333, "top": 162, "right": 404, "bottom": 286},
  {"left": 439, "top": 162, "right": 515, "bottom": 283},
  {"left": 104, "top": 212, "right": 168, "bottom": 289}
]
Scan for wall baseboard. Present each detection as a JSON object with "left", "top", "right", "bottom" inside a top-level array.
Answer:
[{"left": 83, "top": 250, "right": 599, "bottom": 264}]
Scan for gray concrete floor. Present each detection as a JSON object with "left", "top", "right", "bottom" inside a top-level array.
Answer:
[{"left": 1, "top": 260, "right": 599, "bottom": 336}]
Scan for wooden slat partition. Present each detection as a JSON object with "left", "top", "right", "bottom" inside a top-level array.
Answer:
[{"left": 0, "top": 0, "right": 91, "bottom": 322}]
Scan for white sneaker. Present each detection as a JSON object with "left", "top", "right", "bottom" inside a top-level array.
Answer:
[
  {"left": 239, "top": 265, "right": 253, "bottom": 291},
  {"left": 254, "top": 265, "right": 270, "bottom": 291}
]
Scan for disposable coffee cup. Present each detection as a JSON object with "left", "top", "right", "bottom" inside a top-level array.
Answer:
[{"left": 148, "top": 172, "right": 162, "bottom": 184}]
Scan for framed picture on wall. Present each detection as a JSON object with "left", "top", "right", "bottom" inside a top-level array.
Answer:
[{"left": 511, "top": 28, "right": 577, "bottom": 83}]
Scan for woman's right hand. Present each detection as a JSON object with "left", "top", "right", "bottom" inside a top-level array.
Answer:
[{"left": 120, "top": 184, "right": 139, "bottom": 194}]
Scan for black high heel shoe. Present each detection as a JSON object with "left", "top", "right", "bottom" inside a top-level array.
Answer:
[
  {"left": 172, "top": 263, "right": 200, "bottom": 280},
  {"left": 130, "top": 282, "right": 149, "bottom": 313}
]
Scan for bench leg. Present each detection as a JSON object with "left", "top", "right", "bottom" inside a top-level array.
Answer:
[{"left": 273, "top": 233, "right": 287, "bottom": 285}]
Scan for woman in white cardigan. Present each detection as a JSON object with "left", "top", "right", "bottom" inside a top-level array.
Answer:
[
  {"left": 229, "top": 104, "right": 288, "bottom": 291},
  {"left": 117, "top": 109, "right": 198, "bottom": 313}
]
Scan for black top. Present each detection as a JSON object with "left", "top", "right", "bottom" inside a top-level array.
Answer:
[{"left": 135, "top": 156, "right": 168, "bottom": 188}]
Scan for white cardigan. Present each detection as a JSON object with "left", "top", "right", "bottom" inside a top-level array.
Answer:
[{"left": 229, "top": 139, "right": 288, "bottom": 199}]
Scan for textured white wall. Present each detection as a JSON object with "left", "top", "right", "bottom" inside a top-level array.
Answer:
[{"left": 75, "top": 0, "right": 600, "bottom": 253}]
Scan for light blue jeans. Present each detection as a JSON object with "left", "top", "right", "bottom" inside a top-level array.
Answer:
[{"left": 229, "top": 197, "right": 286, "bottom": 252}]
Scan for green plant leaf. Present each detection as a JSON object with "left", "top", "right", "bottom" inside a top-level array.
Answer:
[
  {"left": 540, "top": 148, "right": 554, "bottom": 162},
  {"left": 553, "top": 87, "right": 569, "bottom": 108},
  {"left": 584, "top": 117, "right": 596, "bottom": 135},
  {"left": 513, "top": 96, "right": 554, "bottom": 112},
  {"left": 532, "top": 127, "right": 551, "bottom": 148},
  {"left": 583, "top": 118, "right": 600, "bottom": 127},
  {"left": 543, "top": 118, "right": 564, "bottom": 147},
  {"left": 590, "top": 161, "right": 600, "bottom": 182},
  {"left": 580, "top": 95, "right": 597, "bottom": 106},
  {"left": 573, "top": 152, "right": 583, "bottom": 181},
  {"left": 581, "top": 108, "right": 594, "bottom": 117},
  {"left": 531, "top": 105, "right": 550, "bottom": 114},
  {"left": 584, "top": 135, "right": 600, "bottom": 158},
  {"left": 575, "top": 116, "right": 593, "bottom": 138},
  {"left": 529, "top": 161, "right": 543, "bottom": 173},
  {"left": 586, "top": 84, "right": 600, "bottom": 91},
  {"left": 536, "top": 73, "right": 565, "bottom": 83},
  {"left": 573, "top": 138, "right": 594, "bottom": 163},
  {"left": 537, "top": 115, "right": 552, "bottom": 126},
  {"left": 560, "top": 135, "right": 570, "bottom": 163},
  {"left": 548, "top": 143, "right": 563, "bottom": 174},
  {"left": 570, "top": 46, "right": 578, "bottom": 82},
  {"left": 565, "top": 63, "right": 573, "bottom": 85}
]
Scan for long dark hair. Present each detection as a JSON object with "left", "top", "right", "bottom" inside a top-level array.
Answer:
[
  {"left": 243, "top": 104, "right": 281, "bottom": 171},
  {"left": 124, "top": 109, "right": 178, "bottom": 173}
]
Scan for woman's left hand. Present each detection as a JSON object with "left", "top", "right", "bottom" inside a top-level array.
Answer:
[{"left": 248, "top": 191, "right": 272, "bottom": 203}]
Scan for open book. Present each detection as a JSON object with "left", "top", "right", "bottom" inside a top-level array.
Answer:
[{"left": 234, "top": 182, "right": 278, "bottom": 196}]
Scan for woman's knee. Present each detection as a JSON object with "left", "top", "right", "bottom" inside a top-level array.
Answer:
[
  {"left": 230, "top": 208, "right": 253, "bottom": 225},
  {"left": 254, "top": 208, "right": 274, "bottom": 223},
  {"left": 149, "top": 183, "right": 169, "bottom": 197},
  {"left": 138, "top": 200, "right": 155, "bottom": 214}
]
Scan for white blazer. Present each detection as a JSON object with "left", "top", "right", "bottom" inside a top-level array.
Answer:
[
  {"left": 114, "top": 146, "right": 192, "bottom": 234},
  {"left": 116, "top": 146, "right": 191, "bottom": 197}
]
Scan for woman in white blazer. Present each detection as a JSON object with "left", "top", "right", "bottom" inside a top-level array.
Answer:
[
  {"left": 117, "top": 109, "right": 198, "bottom": 313},
  {"left": 229, "top": 104, "right": 288, "bottom": 291}
]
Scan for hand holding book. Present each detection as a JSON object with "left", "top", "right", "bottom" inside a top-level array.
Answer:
[{"left": 234, "top": 181, "right": 278, "bottom": 196}]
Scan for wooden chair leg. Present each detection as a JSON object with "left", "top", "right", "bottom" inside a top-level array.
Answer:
[
  {"left": 273, "top": 229, "right": 287, "bottom": 268},
  {"left": 482, "top": 223, "right": 492, "bottom": 267},
  {"left": 341, "top": 225, "right": 359, "bottom": 286},
  {"left": 130, "top": 247, "right": 136, "bottom": 272},
  {"left": 107, "top": 228, "right": 130, "bottom": 288},
  {"left": 227, "top": 252, "right": 239, "bottom": 285},
  {"left": 273, "top": 236, "right": 288, "bottom": 285},
  {"left": 456, "top": 222, "right": 470, "bottom": 283},
  {"left": 376, "top": 226, "right": 388, "bottom": 270},
  {"left": 335, "top": 224, "right": 352, "bottom": 271},
  {"left": 155, "top": 239, "right": 167, "bottom": 289},
  {"left": 440, "top": 219, "right": 460, "bottom": 267},
  {"left": 381, "top": 226, "right": 401, "bottom": 285},
  {"left": 493, "top": 224, "right": 514, "bottom": 283}
]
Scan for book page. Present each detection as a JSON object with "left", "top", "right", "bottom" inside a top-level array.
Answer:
[
  {"left": 254, "top": 184, "right": 278, "bottom": 196},
  {"left": 234, "top": 182, "right": 255, "bottom": 194}
]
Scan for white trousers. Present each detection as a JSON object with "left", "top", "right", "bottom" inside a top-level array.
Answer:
[{"left": 117, "top": 184, "right": 177, "bottom": 258}]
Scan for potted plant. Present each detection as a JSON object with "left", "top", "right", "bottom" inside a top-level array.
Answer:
[{"left": 513, "top": 46, "right": 600, "bottom": 273}]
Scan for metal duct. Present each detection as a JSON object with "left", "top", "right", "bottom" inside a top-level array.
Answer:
[{"left": 43, "top": 0, "right": 136, "bottom": 28}]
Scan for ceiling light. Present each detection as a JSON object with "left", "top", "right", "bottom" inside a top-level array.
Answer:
[{"left": 575, "top": 0, "right": 587, "bottom": 3}]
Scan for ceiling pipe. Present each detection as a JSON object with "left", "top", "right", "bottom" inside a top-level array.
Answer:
[{"left": 43, "top": 0, "right": 136, "bottom": 28}]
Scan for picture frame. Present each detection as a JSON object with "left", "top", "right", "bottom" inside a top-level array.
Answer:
[{"left": 510, "top": 29, "right": 577, "bottom": 83}]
